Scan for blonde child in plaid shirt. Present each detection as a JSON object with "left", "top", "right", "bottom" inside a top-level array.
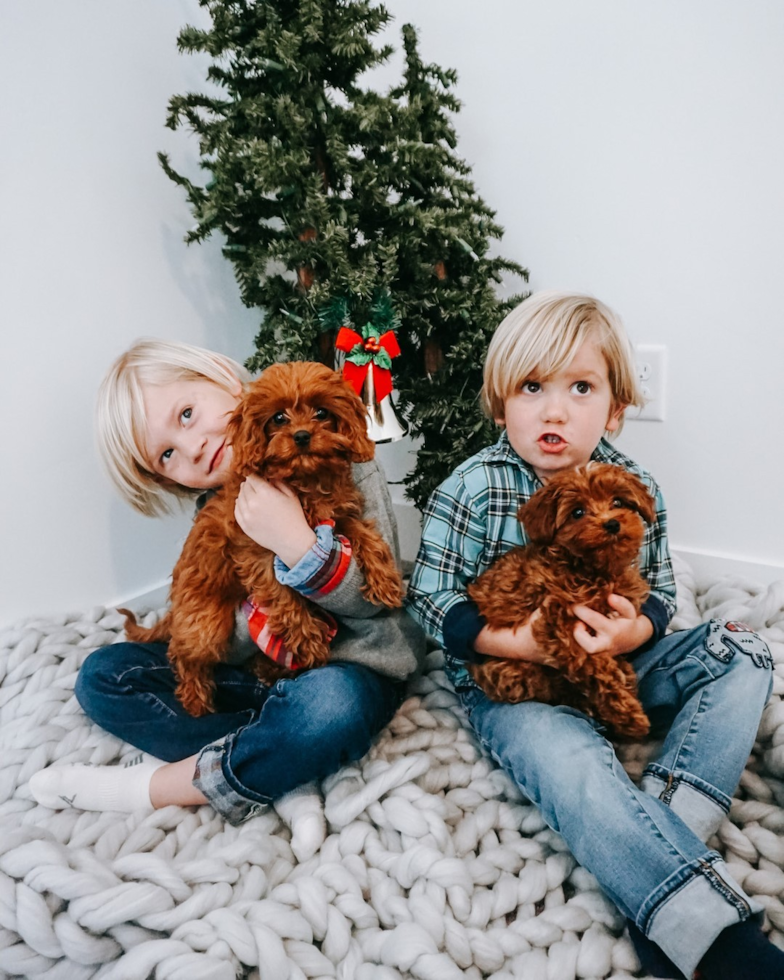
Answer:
[{"left": 407, "top": 292, "right": 778, "bottom": 980}]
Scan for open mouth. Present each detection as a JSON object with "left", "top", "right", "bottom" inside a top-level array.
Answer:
[{"left": 538, "top": 433, "right": 567, "bottom": 452}]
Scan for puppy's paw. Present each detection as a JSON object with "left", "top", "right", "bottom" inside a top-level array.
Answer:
[{"left": 176, "top": 681, "right": 215, "bottom": 718}]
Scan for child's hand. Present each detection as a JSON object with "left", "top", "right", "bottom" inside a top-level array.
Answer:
[
  {"left": 572, "top": 594, "right": 653, "bottom": 657},
  {"left": 475, "top": 610, "right": 550, "bottom": 663},
  {"left": 235, "top": 476, "right": 317, "bottom": 568}
]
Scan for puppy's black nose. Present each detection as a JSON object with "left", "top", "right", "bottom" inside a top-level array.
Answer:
[
  {"left": 293, "top": 430, "right": 311, "bottom": 447},
  {"left": 604, "top": 519, "right": 620, "bottom": 534}
]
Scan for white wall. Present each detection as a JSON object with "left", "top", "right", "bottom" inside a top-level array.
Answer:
[
  {"left": 2, "top": 1, "right": 782, "bottom": 628},
  {"left": 0, "top": 2, "right": 259, "bottom": 627},
  {"left": 375, "top": 0, "right": 784, "bottom": 584}
]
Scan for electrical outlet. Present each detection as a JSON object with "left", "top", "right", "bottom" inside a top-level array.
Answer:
[{"left": 629, "top": 344, "right": 667, "bottom": 422}]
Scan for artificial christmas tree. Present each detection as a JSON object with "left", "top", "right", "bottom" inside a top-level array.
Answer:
[{"left": 160, "top": 0, "right": 528, "bottom": 509}]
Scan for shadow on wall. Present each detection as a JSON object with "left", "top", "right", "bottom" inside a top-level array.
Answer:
[
  {"left": 158, "top": 217, "right": 261, "bottom": 366},
  {"left": 106, "top": 493, "right": 191, "bottom": 610},
  {"left": 376, "top": 434, "right": 424, "bottom": 568}
]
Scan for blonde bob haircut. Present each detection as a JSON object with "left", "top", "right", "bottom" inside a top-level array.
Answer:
[
  {"left": 482, "top": 291, "right": 644, "bottom": 431},
  {"left": 96, "top": 338, "right": 252, "bottom": 517}
]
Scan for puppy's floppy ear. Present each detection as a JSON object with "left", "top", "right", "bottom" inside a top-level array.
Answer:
[
  {"left": 330, "top": 376, "right": 375, "bottom": 462},
  {"left": 226, "top": 382, "right": 271, "bottom": 476},
  {"left": 519, "top": 482, "right": 563, "bottom": 545},
  {"left": 618, "top": 471, "right": 657, "bottom": 525}
]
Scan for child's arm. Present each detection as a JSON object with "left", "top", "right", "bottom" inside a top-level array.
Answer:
[
  {"left": 474, "top": 610, "right": 549, "bottom": 663},
  {"left": 293, "top": 458, "right": 403, "bottom": 619},
  {"left": 407, "top": 471, "right": 544, "bottom": 663},
  {"left": 235, "top": 460, "right": 400, "bottom": 619},
  {"left": 231, "top": 459, "right": 423, "bottom": 681},
  {"left": 637, "top": 479, "right": 677, "bottom": 636},
  {"left": 406, "top": 471, "right": 483, "bottom": 649}
]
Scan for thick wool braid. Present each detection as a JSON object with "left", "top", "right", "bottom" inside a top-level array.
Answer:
[{"left": 1, "top": 558, "right": 783, "bottom": 977}]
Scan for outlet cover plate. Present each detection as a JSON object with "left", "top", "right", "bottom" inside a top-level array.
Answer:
[{"left": 630, "top": 344, "right": 666, "bottom": 422}]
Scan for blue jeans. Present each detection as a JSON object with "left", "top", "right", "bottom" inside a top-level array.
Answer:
[
  {"left": 446, "top": 621, "right": 773, "bottom": 978},
  {"left": 75, "top": 643, "right": 403, "bottom": 825}
]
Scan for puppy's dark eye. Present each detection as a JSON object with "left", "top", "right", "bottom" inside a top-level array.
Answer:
[
  {"left": 314, "top": 407, "right": 330, "bottom": 421},
  {"left": 571, "top": 507, "right": 585, "bottom": 519},
  {"left": 272, "top": 411, "right": 287, "bottom": 425},
  {"left": 612, "top": 497, "right": 627, "bottom": 509}
]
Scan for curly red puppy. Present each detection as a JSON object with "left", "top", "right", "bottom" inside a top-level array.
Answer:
[
  {"left": 468, "top": 463, "right": 655, "bottom": 738},
  {"left": 121, "top": 361, "right": 404, "bottom": 717}
]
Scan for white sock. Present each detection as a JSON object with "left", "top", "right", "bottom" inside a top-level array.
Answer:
[
  {"left": 274, "top": 782, "right": 326, "bottom": 861},
  {"left": 30, "top": 752, "right": 167, "bottom": 812}
]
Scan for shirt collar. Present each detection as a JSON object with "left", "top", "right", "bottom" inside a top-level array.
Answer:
[{"left": 485, "top": 430, "right": 541, "bottom": 484}]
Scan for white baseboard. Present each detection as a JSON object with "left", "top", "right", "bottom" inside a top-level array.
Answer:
[
  {"left": 672, "top": 547, "right": 784, "bottom": 589},
  {"left": 110, "top": 582, "right": 170, "bottom": 614}
]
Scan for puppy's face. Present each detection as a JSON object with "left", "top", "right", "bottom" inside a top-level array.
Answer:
[
  {"left": 519, "top": 463, "right": 656, "bottom": 570},
  {"left": 227, "top": 361, "right": 375, "bottom": 481}
]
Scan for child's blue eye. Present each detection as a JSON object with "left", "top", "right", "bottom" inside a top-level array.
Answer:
[
  {"left": 161, "top": 448, "right": 173, "bottom": 462},
  {"left": 181, "top": 407, "right": 192, "bottom": 421}
]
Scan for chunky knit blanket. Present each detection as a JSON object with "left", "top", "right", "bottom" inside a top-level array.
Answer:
[{"left": 1, "top": 555, "right": 783, "bottom": 980}]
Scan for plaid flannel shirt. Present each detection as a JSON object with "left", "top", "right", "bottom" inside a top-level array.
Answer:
[{"left": 406, "top": 432, "right": 676, "bottom": 661}]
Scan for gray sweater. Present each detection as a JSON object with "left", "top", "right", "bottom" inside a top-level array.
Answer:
[{"left": 228, "top": 459, "right": 426, "bottom": 681}]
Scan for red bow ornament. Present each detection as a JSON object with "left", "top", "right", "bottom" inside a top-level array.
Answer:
[{"left": 335, "top": 323, "right": 401, "bottom": 402}]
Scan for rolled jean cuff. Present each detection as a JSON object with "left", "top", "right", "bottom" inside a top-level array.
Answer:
[
  {"left": 643, "top": 854, "right": 762, "bottom": 978},
  {"left": 194, "top": 735, "right": 271, "bottom": 826},
  {"left": 642, "top": 763, "right": 731, "bottom": 842}
]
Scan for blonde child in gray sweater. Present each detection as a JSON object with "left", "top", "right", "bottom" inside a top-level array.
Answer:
[{"left": 31, "top": 339, "right": 424, "bottom": 825}]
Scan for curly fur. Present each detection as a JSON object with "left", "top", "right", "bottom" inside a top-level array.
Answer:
[
  {"left": 467, "top": 463, "right": 655, "bottom": 738},
  {"left": 121, "top": 361, "right": 404, "bottom": 717}
]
